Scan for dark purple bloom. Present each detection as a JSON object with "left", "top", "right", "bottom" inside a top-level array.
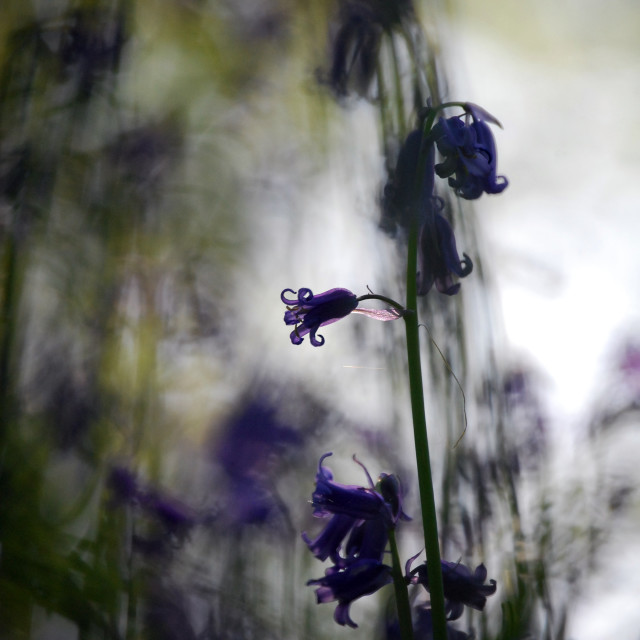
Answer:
[
  {"left": 107, "top": 465, "right": 139, "bottom": 504},
  {"left": 60, "top": 7, "right": 128, "bottom": 99},
  {"left": 326, "top": 3, "right": 382, "bottom": 99},
  {"left": 418, "top": 211, "right": 473, "bottom": 296},
  {"left": 303, "top": 513, "right": 359, "bottom": 564},
  {"left": 386, "top": 606, "right": 471, "bottom": 640},
  {"left": 282, "top": 288, "right": 402, "bottom": 346},
  {"left": 303, "top": 456, "right": 407, "bottom": 628},
  {"left": 215, "top": 398, "right": 301, "bottom": 482},
  {"left": 213, "top": 395, "right": 302, "bottom": 528},
  {"left": 409, "top": 559, "right": 497, "bottom": 621},
  {"left": 303, "top": 454, "right": 406, "bottom": 572},
  {"left": 429, "top": 104, "right": 508, "bottom": 200},
  {"left": 383, "top": 129, "right": 436, "bottom": 231},
  {"left": 281, "top": 288, "right": 358, "bottom": 346},
  {"left": 310, "top": 453, "right": 388, "bottom": 520},
  {"left": 323, "top": 0, "right": 413, "bottom": 99},
  {"left": 223, "top": 478, "right": 281, "bottom": 527},
  {"left": 106, "top": 464, "right": 197, "bottom": 552},
  {"left": 140, "top": 492, "right": 197, "bottom": 542},
  {"left": 307, "top": 559, "right": 392, "bottom": 628}
]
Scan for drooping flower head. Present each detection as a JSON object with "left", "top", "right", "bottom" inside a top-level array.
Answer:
[
  {"left": 308, "top": 558, "right": 392, "bottom": 628},
  {"left": 325, "top": 3, "right": 382, "bottom": 99},
  {"left": 417, "top": 208, "right": 473, "bottom": 296},
  {"left": 381, "top": 124, "right": 472, "bottom": 296},
  {"left": 281, "top": 287, "right": 402, "bottom": 346},
  {"left": 408, "top": 557, "right": 497, "bottom": 621},
  {"left": 382, "top": 128, "right": 435, "bottom": 231},
  {"left": 212, "top": 393, "right": 302, "bottom": 528},
  {"left": 429, "top": 103, "right": 508, "bottom": 200},
  {"left": 281, "top": 288, "right": 358, "bottom": 346},
  {"left": 323, "top": 0, "right": 414, "bottom": 100}
]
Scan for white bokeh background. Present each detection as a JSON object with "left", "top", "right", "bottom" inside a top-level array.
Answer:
[{"left": 448, "top": 2, "right": 640, "bottom": 638}]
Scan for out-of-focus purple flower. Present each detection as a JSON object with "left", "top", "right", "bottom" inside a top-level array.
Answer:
[
  {"left": 409, "top": 558, "right": 497, "bottom": 621},
  {"left": 326, "top": 3, "right": 382, "bottom": 98},
  {"left": 222, "top": 478, "right": 279, "bottom": 527},
  {"left": 107, "top": 465, "right": 140, "bottom": 505},
  {"left": 59, "top": 7, "right": 127, "bottom": 99},
  {"left": 429, "top": 104, "right": 508, "bottom": 200},
  {"left": 619, "top": 342, "right": 640, "bottom": 392},
  {"left": 323, "top": 0, "right": 413, "bottom": 99},
  {"left": 216, "top": 399, "right": 301, "bottom": 481},
  {"left": 106, "top": 465, "right": 197, "bottom": 552},
  {"left": 382, "top": 129, "right": 436, "bottom": 231},
  {"left": 213, "top": 395, "right": 302, "bottom": 529},
  {"left": 386, "top": 605, "right": 471, "bottom": 640},
  {"left": 281, "top": 288, "right": 358, "bottom": 346},
  {"left": 308, "top": 558, "right": 392, "bottom": 628},
  {"left": 418, "top": 211, "right": 473, "bottom": 296},
  {"left": 140, "top": 492, "right": 197, "bottom": 542}
]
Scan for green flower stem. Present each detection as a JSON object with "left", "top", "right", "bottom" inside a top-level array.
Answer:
[
  {"left": 421, "top": 101, "right": 467, "bottom": 138},
  {"left": 404, "top": 202, "right": 447, "bottom": 640},
  {"left": 389, "top": 528, "right": 414, "bottom": 640},
  {"left": 356, "top": 293, "right": 405, "bottom": 311}
]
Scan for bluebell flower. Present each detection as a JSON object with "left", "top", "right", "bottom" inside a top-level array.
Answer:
[
  {"left": 409, "top": 558, "right": 497, "bottom": 621},
  {"left": 282, "top": 288, "right": 401, "bottom": 346},
  {"left": 215, "top": 397, "right": 301, "bottom": 482},
  {"left": 307, "top": 558, "right": 393, "bottom": 628},
  {"left": 213, "top": 394, "right": 301, "bottom": 528},
  {"left": 309, "top": 453, "right": 389, "bottom": 520},
  {"left": 381, "top": 126, "right": 472, "bottom": 296},
  {"left": 304, "top": 512, "right": 359, "bottom": 564},
  {"left": 281, "top": 288, "right": 358, "bottom": 346},
  {"left": 323, "top": 0, "right": 413, "bottom": 99},
  {"left": 304, "top": 454, "right": 407, "bottom": 626},
  {"left": 429, "top": 103, "right": 508, "bottom": 200},
  {"left": 417, "top": 210, "right": 473, "bottom": 296},
  {"left": 326, "top": 3, "right": 382, "bottom": 98},
  {"left": 382, "top": 129, "right": 436, "bottom": 231}
]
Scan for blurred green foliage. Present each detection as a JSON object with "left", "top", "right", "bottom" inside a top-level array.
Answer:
[{"left": 0, "top": 1, "right": 637, "bottom": 639}]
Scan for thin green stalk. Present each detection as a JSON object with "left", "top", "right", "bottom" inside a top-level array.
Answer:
[
  {"left": 389, "top": 528, "right": 414, "bottom": 640},
  {"left": 404, "top": 145, "right": 447, "bottom": 639}
]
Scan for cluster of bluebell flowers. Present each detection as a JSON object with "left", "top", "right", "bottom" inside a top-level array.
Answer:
[
  {"left": 382, "top": 102, "right": 508, "bottom": 297},
  {"left": 303, "top": 453, "right": 408, "bottom": 628},
  {"left": 285, "top": 15, "right": 508, "bottom": 630},
  {"left": 429, "top": 103, "right": 508, "bottom": 201}
]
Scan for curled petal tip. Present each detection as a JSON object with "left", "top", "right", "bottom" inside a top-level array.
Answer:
[{"left": 464, "top": 101, "right": 503, "bottom": 128}]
